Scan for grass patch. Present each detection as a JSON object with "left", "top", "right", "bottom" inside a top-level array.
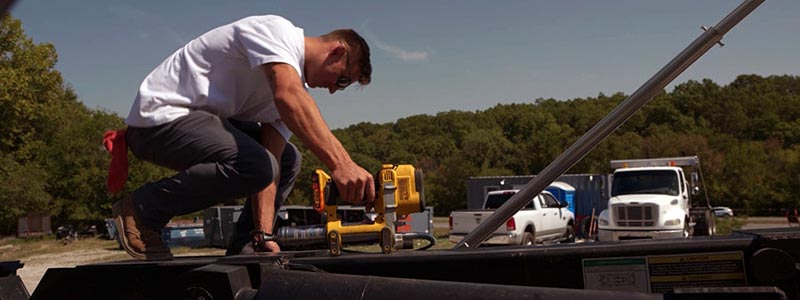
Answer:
[
  {"left": 0, "top": 235, "right": 226, "bottom": 263},
  {"left": 432, "top": 226, "right": 455, "bottom": 249},
  {"left": 171, "top": 245, "right": 226, "bottom": 256},
  {"left": 715, "top": 216, "right": 747, "bottom": 235},
  {"left": 0, "top": 235, "right": 122, "bottom": 261}
]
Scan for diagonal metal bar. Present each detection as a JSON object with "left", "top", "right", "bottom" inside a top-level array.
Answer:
[{"left": 455, "top": 0, "right": 765, "bottom": 249}]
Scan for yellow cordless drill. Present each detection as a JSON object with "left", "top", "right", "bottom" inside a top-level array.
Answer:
[{"left": 312, "top": 164, "right": 425, "bottom": 256}]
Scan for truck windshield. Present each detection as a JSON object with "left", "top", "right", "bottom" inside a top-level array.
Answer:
[{"left": 612, "top": 170, "right": 679, "bottom": 196}]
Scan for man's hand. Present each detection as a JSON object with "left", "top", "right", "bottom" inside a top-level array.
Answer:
[
  {"left": 331, "top": 162, "right": 375, "bottom": 210},
  {"left": 251, "top": 231, "right": 281, "bottom": 253},
  {"left": 254, "top": 240, "right": 281, "bottom": 253}
]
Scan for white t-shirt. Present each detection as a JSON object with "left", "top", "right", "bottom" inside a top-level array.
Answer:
[{"left": 126, "top": 15, "right": 305, "bottom": 140}]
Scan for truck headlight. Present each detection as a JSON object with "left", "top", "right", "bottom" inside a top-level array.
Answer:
[
  {"left": 664, "top": 218, "right": 682, "bottom": 226},
  {"left": 599, "top": 218, "right": 609, "bottom": 226}
]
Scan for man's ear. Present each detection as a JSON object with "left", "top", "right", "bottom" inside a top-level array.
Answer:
[{"left": 331, "top": 44, "right": 347, "bottom": 58}]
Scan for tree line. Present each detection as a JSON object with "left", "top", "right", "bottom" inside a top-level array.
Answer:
[{"left": 1, "top": 16, "right": 798, "bottom": 235}]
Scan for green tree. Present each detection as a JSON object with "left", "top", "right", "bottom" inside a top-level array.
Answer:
[
  {"left": 0, "top": 16, "right": 70, "bottom": 158},
  {"left": 0, "top": 15, "right": 93, "bottom": 231},
  {"left": 461, "top": 127, "right": 513, "bottom": 174},
  {"left": 0, "top": 155, "right": 52, "bottom": 234},
  {"left": 36, "top": 111, "right": 126, "bottom": 223}
]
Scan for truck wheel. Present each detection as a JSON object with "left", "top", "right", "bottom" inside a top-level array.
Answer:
[
  {"left": 708, "top": 214, "right": 716, "bottom": 236},
  {"left": 521, "top": 232, "right": 534, "bottom": 245},
  {"left": 683, "top": 218, "right": 693, "bottom": 238},
  {"left": 579, "top": 217, "right": 598, "bottom": 240},
  {"left": 564, "top": 225, "right": 575, "bottom": 243}
]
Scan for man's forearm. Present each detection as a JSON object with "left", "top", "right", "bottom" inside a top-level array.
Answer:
[
  {"left": 252, "top": 183, "right": 277, "bottom": 234},
  {"left": 275, "top": 91, "right": 351, "bottom": 170},
  {"left": 266, "top": 70, "right": 351, "bottom": 170},
  {"left": 253, "top": 124, "right": 287, "bottom": 234}
]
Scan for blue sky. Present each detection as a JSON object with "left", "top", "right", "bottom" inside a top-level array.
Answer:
[{"left": 10, "top": 1, "right": 800, "bottom": 129}]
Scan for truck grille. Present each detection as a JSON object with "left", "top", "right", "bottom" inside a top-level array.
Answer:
[{"left": 613, "top": 204, "right": 657, "bottom": 227}]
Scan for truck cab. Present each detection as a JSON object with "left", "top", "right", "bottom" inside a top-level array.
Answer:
[{"left": 597, "top": 156, "right": 714, "bottom": 241}]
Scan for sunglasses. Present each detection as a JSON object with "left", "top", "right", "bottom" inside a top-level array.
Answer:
[
  {"left": 335, "top": 50, "right": 353, "bottom": 90},
  {"left": 336, "top": 76, "right": 352, "bottom": 90}
]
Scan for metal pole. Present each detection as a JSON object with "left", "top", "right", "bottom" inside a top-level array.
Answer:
[{"left": 455, "top": 0, "right": 764, "bottom": 249}]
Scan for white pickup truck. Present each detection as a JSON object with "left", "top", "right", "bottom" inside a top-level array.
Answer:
[{"left": 449, "top": 190, "right": 575, "bottom": 245}]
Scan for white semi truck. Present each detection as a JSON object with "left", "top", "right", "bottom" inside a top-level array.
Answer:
[{"left": 597, "top": 156, "right": 715, "bottom": 241}]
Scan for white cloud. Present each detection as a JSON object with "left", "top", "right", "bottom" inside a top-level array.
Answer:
[
  {"left": 375, "top": 41, "right": 429, "bottom": 62},
  {"left": 359, "top": 19, "right": 429, "bottom": 62}
]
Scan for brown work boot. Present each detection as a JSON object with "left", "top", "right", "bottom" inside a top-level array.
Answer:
[{"left": 111, "top": 195, "right": 173, "bottom": 260}]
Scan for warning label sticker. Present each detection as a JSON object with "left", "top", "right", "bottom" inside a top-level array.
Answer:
[
  {"left": 583, "top": 251, "right": 746, "bottom": 293},
  {"left": 647, "top": 252, "right": 746, "bottom": 293}
]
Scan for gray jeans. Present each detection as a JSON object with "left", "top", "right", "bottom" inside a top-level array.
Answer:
[{"left": 126, "top": 110, "right": 301, "bottom": 231}]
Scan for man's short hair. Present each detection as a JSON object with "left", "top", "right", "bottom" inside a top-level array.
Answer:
[{"left": 322, "top": 29, "right": 372, "bottom": 85}]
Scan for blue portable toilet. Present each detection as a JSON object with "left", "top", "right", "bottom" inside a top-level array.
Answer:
[{"left": 546, "top": 181, "right": 576, "bottom": 215}]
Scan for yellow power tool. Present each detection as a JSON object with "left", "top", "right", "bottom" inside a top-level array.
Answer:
[{"left": 312, "top": 164, "right": 425, "bottom": 256}]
